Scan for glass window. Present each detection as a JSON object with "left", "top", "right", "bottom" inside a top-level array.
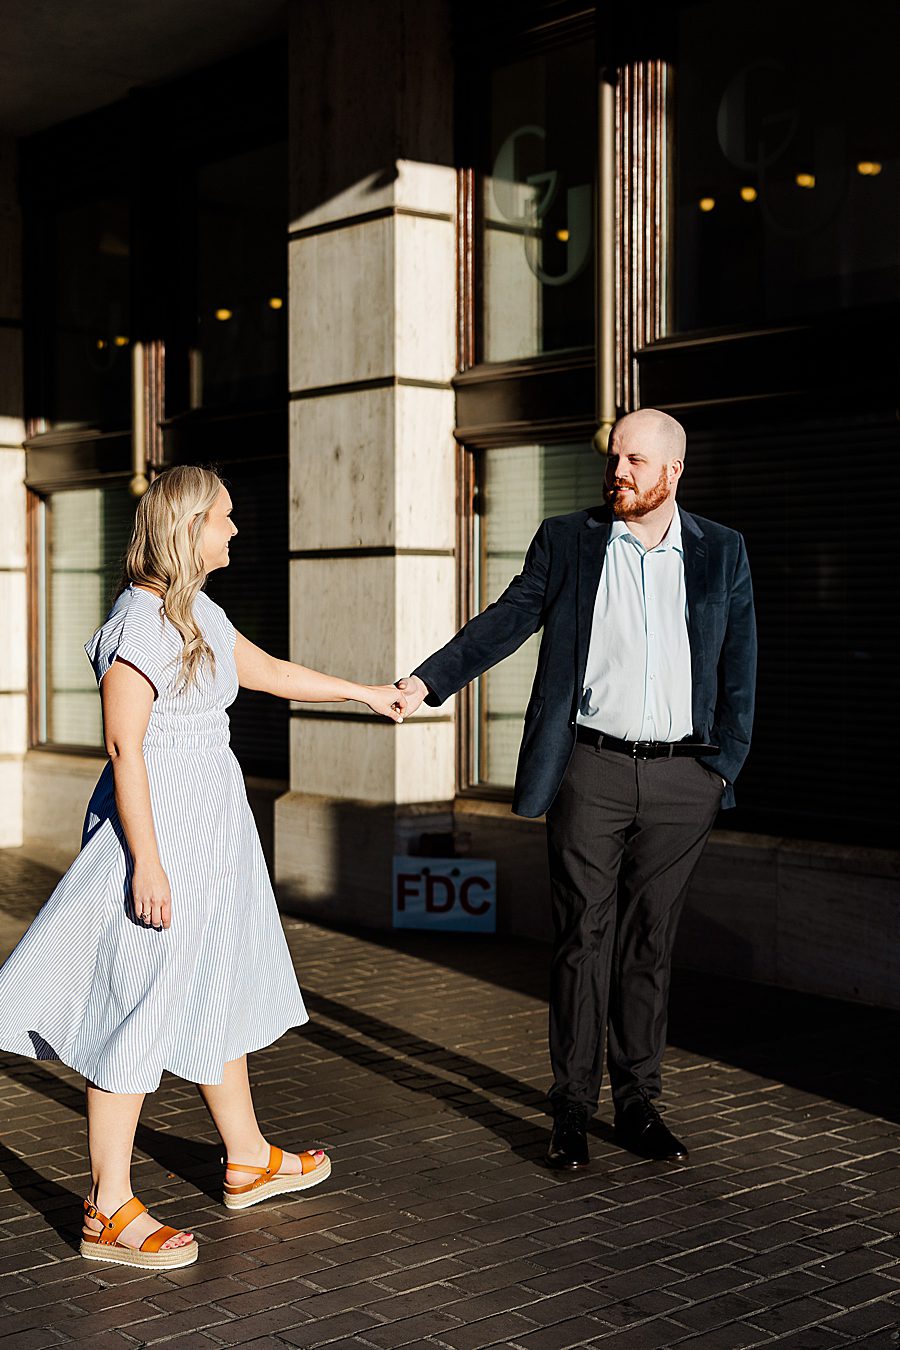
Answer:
[
  {"left": 41, "top": 484, "right": 136, "bottom": 747},
  {"left": 44, "top": 198, "right": 131, "bottom": 430},
  {"left": 473, "top": 441, "right": 600, "bottom": 787},
  {"left": 672, "top": 0, "right": 900, "bottom": 332},
  {"left": 481, "top": 42, "right": 596, "bottom": 363},
  {"left": 195, "top": 142, "right": 288, "bottom": 410}
]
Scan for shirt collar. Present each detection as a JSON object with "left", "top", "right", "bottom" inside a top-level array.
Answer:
[{"left": 610, "top": 505, "right": 683, "bottom": 555}]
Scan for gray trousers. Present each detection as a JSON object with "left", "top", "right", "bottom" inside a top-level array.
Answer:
[{"left": 546, "top": 741, "right": 724, "bottom": 1115}]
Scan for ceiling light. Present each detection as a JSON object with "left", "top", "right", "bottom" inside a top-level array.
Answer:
[
  {"left": 699, "top": 197, "right": 715, "bottom": 212},
  {"left": 268, "top": 297, "right": 284, "bottom": 310},
  {"left": 795, "top": 173, "right": 816, "bottom": 189},
  {"left": 215, "top": 308, "right": 233, "bottom": 321},
  {"left": 857, "top": 161, "right": 882, "bottom": 176},
  {"left": 740, "top": 186, "right": 758, "bottom": 202},
  {"left": 113, "top": 335, "right": 128, "bottom": 347}
]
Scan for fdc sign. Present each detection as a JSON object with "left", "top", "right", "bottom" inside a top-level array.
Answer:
[{"left": 392, "top": 856, "right": 497, "bottom": 933}]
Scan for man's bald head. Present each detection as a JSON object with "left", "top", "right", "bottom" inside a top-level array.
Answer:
[
  {"left": 610, "top": 409, "right": 686, "bottom": 464},
  {"left": 603, "top": 409, "right": 686, "bottom": 521}
]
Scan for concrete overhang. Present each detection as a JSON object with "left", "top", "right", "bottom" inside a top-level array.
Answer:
[{"left": 0, "top": 0, "right": 287, "bottom": 136}]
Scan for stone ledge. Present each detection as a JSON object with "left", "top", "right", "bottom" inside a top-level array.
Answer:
[{"left": 706, "top": 828, "right": 900, "bottom": 878}]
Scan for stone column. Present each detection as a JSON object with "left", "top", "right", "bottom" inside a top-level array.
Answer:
[
  {"left": 275, "top": 0, "right": 458, "bottom": 923},
  {"left": 0, "top": 138, "right": 26, "bottom": 847}
]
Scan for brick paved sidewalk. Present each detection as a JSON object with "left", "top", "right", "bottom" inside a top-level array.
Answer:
[{"left": 1, "top": 847, "right": 899, "bottom": 1349}]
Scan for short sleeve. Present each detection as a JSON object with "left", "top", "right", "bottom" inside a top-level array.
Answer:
[
  {"left": 219, "top": 607, "right": 237, "bottom": 652},
  {"left": 84, "top": 594, "right": 174, "bottom": 699},
  {"left": 195, "top": 590, "right": 236, "bottom": 651}
]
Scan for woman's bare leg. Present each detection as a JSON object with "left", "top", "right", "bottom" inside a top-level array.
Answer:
[
  {"left": 84, "top": 1084, "right": 193, "bottom": 1250},
  {"left": 197, "top": 1055, "right": 325, "bottom": 1185}
]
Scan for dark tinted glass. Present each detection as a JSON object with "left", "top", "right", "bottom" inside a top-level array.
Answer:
[
  {"left": 482, "top": 42, "right": 596, "bottom": 362},
  {"left": 47, "top": 198, "right": 131, "bottom": 430},
  {"left": 195, "top": 142, "right": 287, "bottom": 409},
  {"left": 673, "top": 0, "right": 900, "bottom": 331},
  {"left": 679, "top": 417, "right": 899, "bottom": 843}
]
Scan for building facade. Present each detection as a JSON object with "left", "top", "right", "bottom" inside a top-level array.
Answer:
[{"left": 1, "top": 0, "right": 898, "bottom": 1005}]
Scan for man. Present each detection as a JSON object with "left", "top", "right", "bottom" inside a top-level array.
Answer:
[{"left": 399, "top": 409, "right": 756, "bottom": 1169}]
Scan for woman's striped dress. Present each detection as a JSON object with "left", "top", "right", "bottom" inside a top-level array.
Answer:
[{"left": 0, "top": 584, "right": 308, "bottom": 1093}]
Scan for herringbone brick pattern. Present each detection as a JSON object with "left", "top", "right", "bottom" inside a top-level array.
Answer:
[{"left": 1, "top": 847, "right": 899, "bottom": 1348}]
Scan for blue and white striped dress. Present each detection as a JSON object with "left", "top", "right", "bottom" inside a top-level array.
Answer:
[{"left": 0, "top": 584, "right": 308, "bottom": 1093}]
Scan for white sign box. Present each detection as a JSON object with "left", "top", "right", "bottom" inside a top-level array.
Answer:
[{"left": 392, "top": 856, "right": 497, "bottom": 933}]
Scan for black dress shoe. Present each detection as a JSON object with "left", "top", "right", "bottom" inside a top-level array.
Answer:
[
  {"left": 546, "top": 1105, "right": 590, "bottom": 1170},
  {"left": 614, "top": 1095, "right": 688, "bottom": 1162}
]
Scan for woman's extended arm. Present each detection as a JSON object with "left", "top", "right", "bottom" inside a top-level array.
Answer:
[
  {"left": 101, "top": 660, "right": 172, "bottom": 930},
  {"left": 234, "top": 632, "right": 405, "bottom": 723}
]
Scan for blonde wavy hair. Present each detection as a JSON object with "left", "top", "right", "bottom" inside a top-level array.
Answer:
[{"left": 119, "top": 465, "right": 224, "bottom": 690}]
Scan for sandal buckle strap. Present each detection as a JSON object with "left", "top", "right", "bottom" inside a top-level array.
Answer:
[
  {"left": 97, "top": 1196, "right": 147, "bottom": 1245},
  {"left": 223, "top": 1144, "right": 288, "bottom": 1192}
]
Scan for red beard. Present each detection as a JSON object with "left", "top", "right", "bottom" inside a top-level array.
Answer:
[{"left": 605, "top": 465, "right": 671, "bottom": 519}]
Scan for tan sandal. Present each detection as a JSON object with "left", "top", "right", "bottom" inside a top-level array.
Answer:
[
  {"left": 223, "top": 1143, "right": 331, "bottom": 1210},
  {"left": 80, "top": 1196, "right": 198, "bottom": 1269}
]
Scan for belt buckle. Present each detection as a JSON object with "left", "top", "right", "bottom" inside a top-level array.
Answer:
[{"left": 633, "top": 740, "right": 653, "bottom": 761}]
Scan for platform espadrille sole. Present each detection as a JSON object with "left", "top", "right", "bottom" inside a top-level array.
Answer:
[
  {"left": 80, "top": 1237, "right": 199, "bottom": 1268},
  {"left": 223, "top": 1155, "right": 332, "bottom": 1209}
]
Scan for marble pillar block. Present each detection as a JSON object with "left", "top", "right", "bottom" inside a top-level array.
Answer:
[
  {"left": 280, "top": 0, "right": 457, "bottom": 911},
  {"left": 290, "top": 384, "right": 455, "bottom": 553},
  {"left": 289, "top": 219, "right": 394, "bottom": 392}
]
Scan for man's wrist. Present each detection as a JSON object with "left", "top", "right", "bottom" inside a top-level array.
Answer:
[{"left": 396, "top": 673, "right": 427, "bottom": 691}]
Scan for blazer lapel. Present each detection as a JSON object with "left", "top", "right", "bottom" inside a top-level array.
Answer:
[
  {"left": 576, "top": 508, "right": 610, "bottom": 690},
  {"left": 681, "top": 510, "right": 708, "bottom": 716}
]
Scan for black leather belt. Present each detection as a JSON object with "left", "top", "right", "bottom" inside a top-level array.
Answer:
[{"left": 575, "top": 725, "right": 720, "bottom": 760}]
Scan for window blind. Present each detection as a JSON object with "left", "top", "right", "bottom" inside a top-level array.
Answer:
[
  {"left": 679, "top": 417, "right": 899, "bottom": 842},
  {"left": 478, "top": 441, "right": 600, "bottom": 785},
  {"left": 44, "top": 483, "right": 136, "bottom": 747}
]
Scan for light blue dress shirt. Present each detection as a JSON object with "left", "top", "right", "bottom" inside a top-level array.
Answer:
[{"left": 577, "top": 506, "right": 693, "bottom": 742}]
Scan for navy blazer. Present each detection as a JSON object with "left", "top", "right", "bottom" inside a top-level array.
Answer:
[{"left": 414, "top": 505, "right": 757, "bottom": 819}]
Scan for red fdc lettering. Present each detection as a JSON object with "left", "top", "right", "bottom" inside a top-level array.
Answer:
[
  {"left": 459, "top": 876, "right": 491, "bottom": 916},
  {"left": 425, "top": 874, "right": 455, "bottom": 913}
]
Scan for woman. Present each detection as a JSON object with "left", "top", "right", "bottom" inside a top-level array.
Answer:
[{"left": 0, "top": 466, "right": 406, "bottom": 1269}]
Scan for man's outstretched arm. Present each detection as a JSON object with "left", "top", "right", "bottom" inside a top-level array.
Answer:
[{"left": 399, "top": 521, "right": 551, "bottom": 714}]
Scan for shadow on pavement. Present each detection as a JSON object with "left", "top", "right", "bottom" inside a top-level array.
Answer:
[
  {"left": 666, "top": 967, "right": 900, "bottom": 1125},
  {"left": 0, "top": 1139, "right": 83, "bottom": 1253},
  {"left": 311, "top": 922, "right": 900, "bottom": 1126},
  {"left": 0, "top": 1057, "right": 228, "bottom": 1248},
  {"left": 300, "top": 989, "right": 552, "bottom": 1165}
]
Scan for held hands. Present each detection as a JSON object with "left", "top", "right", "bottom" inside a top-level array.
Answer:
[
  {"left": 393, "top": 675, "right": 428, "bottom": 716},
  {"left": 131, "top": 861, "right": 172, "bottom": 931},
  {"left": 357, "top": 674, "right": 428, "bottom": 723},
  {"left": 361, "top": 684, "right": 408, "bottom": 724}
]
